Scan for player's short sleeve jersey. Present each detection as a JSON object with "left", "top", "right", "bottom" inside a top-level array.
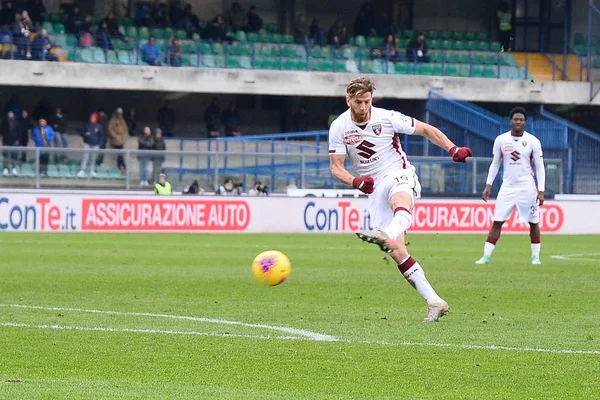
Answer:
[
  {"left": 328, "top": 106, "right": 416, "bottom": 182},
  {"left": 493, "top": 131, "right": 543, "bottom": 187}
]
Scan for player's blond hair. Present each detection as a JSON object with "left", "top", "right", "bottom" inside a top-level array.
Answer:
[{"left": 346, "top": 76, "right": 376, "bottom": 98}]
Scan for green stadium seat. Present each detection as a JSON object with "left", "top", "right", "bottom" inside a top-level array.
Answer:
[
  {"left": 66, "top": 34, "right": 77, "bottom": 47},
  {"left": 310, "top": 46, "right": 323, "bottom": 58},
  {"left": 427, "top": 31, "right": 439, "bottom": 40},
  {"left": 235, "top": 30, "right": 247, "bottom": 42},
  {"left": 283, "top": 34, "right": 294, "bottom": 44},
  {"left": 471, "top": 64, "right": 484, "bottom": 77},
  {"left": 297, "top": 58, "right": 308, "bottom": 70},
  {"left": 483, "top": 53, "right": 498, "bottom": 65},
  {"left": 342, "top": 60, "right": 358, "bottom": 73},
  {"left": 238, "top": 55, "right": 252, "bottom": 69},
  {"left": 117, "top": 50, "right": 131, "bottom": 65},
  {"left": 355, "top": 47, "right": 370, "bottom": 59},
  {"left": 402, "top": 29, "right": 414, "bottom": 39},
  {"left": 258, "top": 31, "right": 272, "bottom": 43},
  {"left": 395, "top": 62, "right": 408, "bottom": 74},
  {"left": 432, "top": 63, "right": 443, "bottom": 75},
  {"left": 138, "top": 27, "right": 150, "bottom": 39},
  {"left": 429, "top": 51, "right": 442, "bottom": 63},
  {"left": 454, "top": 40, "right": 467, "bottom": 51},
  {"left": 126, "top": 26, "right": 137, "bottom": 37},
  {"left": 53, "top": 23, "right": 65, "bottom": 34},
  {"left": 247, "top": 32, "right": 258, "bottom": 42},
  {"left": 76, "top": 48, "right": 94, "bottom": 63},
  {"left": 92, "top": 47, "right": 106, "bottom": 63},
  {"left": 156, "top": 38, "right": 168, "bottom": 51},
  {"left": 164, "top": 28, "right": 174, "bottom": 39},
  {"left": 279, "top": 44, "right": 293, "bottom": 58},
  {"left": 54, "top": 34, "right": 67, "bottom": 48},
  {"left": 370, "top": 59, "right": 384, "bottom": 74},
  {"left": 367, "top": 36, "right": 381, "bottom": 47},
  {"left": 418, "top": 63, "right": 433, "bottom": 75},
  {"left": 499, "top": 53, "right": 518, "bottom": 66},
  {"left": 445, "top": 63, "right": 459, "bottom": 76},
  {"left": 150, "top": 28, "right": 164, "bottom": 39},
  {"left": 476, "top": 32, "right": 488, "bottom": 41},
  {"left": 48, "top": 13, "right": 60, "bottom": 23},
  {"left": 574, "top": 32, "right": 585, "bottom": 46},
  {"left": 175, "top": 30, "right": 187, "bottom": 39},
  {"left": 315, "top": 58, "right": 334, "bottom": 72},
  {"left": 58, "top": 164, "right": 74, "bottom": 178},
  {"left": 198, "top": 42, "right": 211, "bottom": 54},
  {"left": 320, "top": 46, "right": 332, "bottom": 59},
  {"left": 428, "top": 40, "right": 440, "bottom": 50},
  {"left": 282, "top": 57, "right": 298, "bottom": 70},
  {"left": 227, "top": 55, "right": 240, "bottom": 68},
  {"left": 181, "top": 41, "right": 196, "bottom": 53},
  {"left": 440, "top": 40, "right": 453, "bottom": 50},
  {"left": 293, "top": 44, "right": 307, "bottom": 58},
  {"left": 475, "top": 41, "right": 489, "bottom": 51},
  {"left": 108, "top": 50, "right": 119, "bottom": 64},
  {"left": 42, "top": 21, "right": 54, "bottom": 34},
  {"left": 465, "top": 32, "right": 476, "bottom": 41},
  {"left": 271, "top": 34, "right": 283, "bottom": 43},
  {"left": 398, "top": 38, "right": 410, "bottom": 48},
  {"left": 440, "top": 31, "right": 452, "bottom": 40},
  {"left": 458, "top": 64, "right": 471, "bottom": 77},
  {"left": 47, "top": 164, "right": 60, "bottom": 178},
  {"left": 188, "top": 53, "right": 200, "bottom": 67},
  {"left": 20, "top": 164, "right": 35, "bottom": 177},
  {"left": 355, "top": 35, "right": 367, "bottom": 47},
  {"left": 212, "top": 42, "right": 225, "bottom": 55},
  {"left": 453, "top": 31, "right": 466, "bottom": 41},
  {"left": 180, "top": 54, "right": 191, "bottom": 67},
  {"left": 483, "top": 65, "right": 498, "bottom": 78},
  {"left": 445, "top": 52, "right": 459, "bottom": 64}
]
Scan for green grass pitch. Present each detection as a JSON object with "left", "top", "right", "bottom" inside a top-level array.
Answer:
[{"left": 1, "top": 233, "right": 599, "bottom": 399}]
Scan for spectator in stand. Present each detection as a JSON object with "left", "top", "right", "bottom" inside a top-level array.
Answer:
[
  {"left": 152, "top": 128, "right": 165, "bottom": 184},
  {"left": 217, "top": 178, "right": 242, "bottom": 196},
  {"left": 66, "top": 6, "right": 87, "bottom": 36},
  {"left": 95, "top": 107, "right": 109, "bottom": 167},
  {"left": 0, "top": 1, "right": 15, "bottom": 30},
  {"left": 18, "top": 109, "right": 32, "bottom": 162},
  {"left": 31, "top": 28, "right": 58, "bottom": 61},
  {"left": 328, "top": 19, "right": 348, "bottom": 47},
  {"left": 248, "top": 181, "right": 268, "bottom": 196},
  {"left": 381, "top": 34, "right": 398, "bottom": 61},
  {"left": 354, "top": 8, "right": 371, "bottom": 38},
  {"left": 1, "top": 111, "right": 20, "bottom": 175},
  {"left": 137, "top": 126, "right": 154, "bottom": 186},
  {"left": 166, "top": 36, "right": 181, "bottom": 66},
  {"left": 294, "top": 13, "right": 308, "bottom": 45},
  {"left": 77, "top": 112, "right": 104, "bottom": 178},
  {"left": 406, "top": 31, "right": 429, "bottom": 63},
  {"left": 204, "top": 97, "right": 222, "bottom": 137},
  {"left": 95, "top": 20, "right": 113, "bottom": 51},
  {"left": 108, "top": 0, "right": 128, "bottom": 19},
  {"left": 152, "top": 2, "right": 168, "bottom": 28},
  {"left": 203, "top": 14, "right": 231, "bottom": 43},
  {"left": 153, "top": 173, "right": 172, "bottom": 195},
  {"left": 3, "top": 94, "right": 22, "bottom": 118},
  {"left": 223, "top": 103, "right": 240, "bottom": 136},
  {"left": 27, "top": 0, "right": 45, "bottom": 26},
  {"left": 175, "top": 4, "right": 200, "bottom": 36},
  {"left": 141, "top": 36, "right": 161, "bottom": 66},
  {"left": 228, "top": 2, "right": 245, "bottom": 32},
  {"left": 103, "top": 11, "right": 126, "bottom": 41},
  {"left": 293, "top": 104, "right": 308, "bottom": 132},
  {"left": 373, "top": 11, "right": 391, "bottom": 37},
  {"left": 31, "top": 118, "right": 54, "bottom": 175},
  {"left": 107, "top": 107, "right": 129, "bottom": 172},
  {"left": 157, "top": 100, "right": 175, "bottom": 137},
  {"left": 135, "top": 2, "right": 153, "bottom": 27},
  {"left": 497, "top": 1, "right": 513, "bottom": 51},
  {"left": 49, "top": 106, "right": 69, "bottom": 162},
  {"left": 126, "top": 107, "right": 137, "bottom": 136},
  {"left": 246, "top": 5, "right": 263, "bottom": 33},
  {"left": 13, "top": 10, "right": 34, "bottom": 59},
  {"left": 308, "top": 19, "right": 322, "bottom": 46},
  {"left": 79, "top": 25, "right": 94, "bottom": 47}
]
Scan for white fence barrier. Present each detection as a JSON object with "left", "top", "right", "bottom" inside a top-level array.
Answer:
[{"left": 0, "top": 191, "right": 598, "bottom": 234}]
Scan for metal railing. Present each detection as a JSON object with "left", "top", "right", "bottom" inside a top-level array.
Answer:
[{"left": 0, "top": 146, "right": 566, "bottom": 195}]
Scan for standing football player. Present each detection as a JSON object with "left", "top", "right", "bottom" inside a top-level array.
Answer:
[
  {"left": 475, "top": 107, "right": 546, "bottom": 265},
  {"left": 328, "top": 77, "right": 473, "bottom": 322}
]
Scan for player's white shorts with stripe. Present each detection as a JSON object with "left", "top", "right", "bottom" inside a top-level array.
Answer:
[
  {"left": 368, "top": 168, "right": 422, "bottom": 230},
  {"left": 493, "top": 185, "right": 539, "bottom": 223}
]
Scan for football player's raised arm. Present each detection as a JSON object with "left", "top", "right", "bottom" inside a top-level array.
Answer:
[
  {"left": 412, "top": 120, "right": 455, "bottom": 152},
  {"left": 329, "top": 154, "right": 355, "bottom": 186},
  {"left": 533, "top": 140, "right": 546, "bottom": 192}
]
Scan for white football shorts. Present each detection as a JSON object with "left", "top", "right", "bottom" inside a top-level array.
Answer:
[
  {"left": 493, "top": 185, "right": 539, "bottom": 224},
  {"left": 368, "top": 168, "right": 422, "bottom": 230}
]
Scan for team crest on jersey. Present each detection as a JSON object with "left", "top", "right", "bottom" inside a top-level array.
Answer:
[
  {"left": 372, "top": 124, "right": 382, "bottom": 136},
  {"left": 522, "top": 141, "right": 527, "bottom": 147},
  {"left": 344, "top": 133, "right": 363, "bottom": 145}
]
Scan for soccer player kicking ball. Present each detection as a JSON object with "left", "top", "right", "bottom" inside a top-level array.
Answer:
[
  {"left": 328, "top": 77, "right": 472, "bottom": 322},
  {"left": 475, "top": 107, "right": 546, "bottom": 265}
]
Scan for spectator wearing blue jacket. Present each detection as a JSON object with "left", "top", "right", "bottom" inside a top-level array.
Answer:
[
  {"left": 31, "top": 118, "right": 55, "bottom": 175},
  {"left": 141, "top": 36, "right": 161, "bottom": 66},
  {"left": 78, "top": 112, "right": 104, "bottom": 178}
]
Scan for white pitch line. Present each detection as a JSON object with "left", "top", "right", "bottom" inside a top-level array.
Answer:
[
  {"left": 2, "top": 321, "right": 599, "bottom": 356},
  {"left": 0, "top": 304, "right": 339, "bottom": 342},
  {"left": 0, "top": 322, "right": 300, "bottom": 340},
  {"left": 551, "top": 253, "right": 600, "bottom": 261}
]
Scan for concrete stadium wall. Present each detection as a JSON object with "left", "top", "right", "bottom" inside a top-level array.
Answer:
[{"left": 0, "top": 60, "right": 596, "bottom": 105}]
